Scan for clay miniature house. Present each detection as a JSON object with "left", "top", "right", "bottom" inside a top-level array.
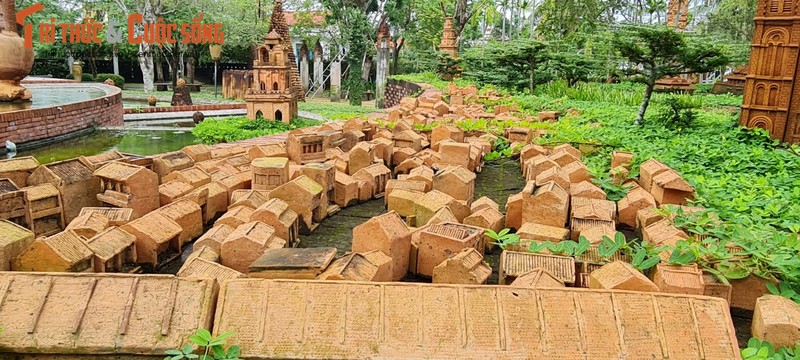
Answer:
[
  {"left": 94, "top": 162, "right": 159, "bottom": 219},
  {"left": 352, "top": 211, "right": 412, "bottom": 281},
  {"left": 0, "top": 156, "right": 39, "bottom": 187},
  {"left": 412, "top": 222, "right": 483, "bottom": 277},
  {"left": 251, "top": 198, "right": 300, "bottom": 248},
  {"left": 22, "top": 183, "right": 65, "bottom": 237},
  {"left": 432, "top": 247, "right": 491, "bottom": 285},
  {"left": 318, "top": 250, "right": 393, "bottom": 282},
  {"left": 245, "top": 30, "right": 299, "bottom": 122},
  {"left": 740, "top": 0, "right": 800, "bottom": 144},
  {"left": 287, "top": 133, "right": 326, "bottom": 164},
  {"left": 0, "top": 220, "right": 34, "bottom": 271},
  {"left": 121, "top": 211, "right": 182, "bottom": 266},
  {"left": 27, "top": 158, "right": 101, "bottom": 223},
  {"left": 269, "top": 176, "right": 324, "bottom": 233},
  {"left": 78, "top": 207, "right": 133, "bottom": 226},
  {"left": 0, "top": 178, "right": 30, "bottom": 228},
  {"left": 252, "top": 157, "right": 289, "bottom": 190},
  {"left": 84, "top": 227, "right": 137, "bottom": 272},
  {"left": 433, "top": 165, "right": 476, "bottom": 202},
  {"left": 13, "top": 230, "right": 94, "bottom": 272}
]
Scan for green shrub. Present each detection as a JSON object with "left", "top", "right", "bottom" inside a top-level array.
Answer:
[
  {"left": 192, "top": 116, "right": 320, "bottom": 144},
  {"left": 94, "top": 73, "right": 125, "bottom": 88},
  {"left": 69, "top": 73, "right": 95, "bottom": 82}
]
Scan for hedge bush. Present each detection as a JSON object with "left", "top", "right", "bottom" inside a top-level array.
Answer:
[{"left": 94, "top": 73, "right": 125, "bottom": 88}]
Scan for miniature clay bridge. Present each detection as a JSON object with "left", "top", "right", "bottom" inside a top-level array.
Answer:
[{"left": 0, "top": 272, "right": 740, "bottom": 359}]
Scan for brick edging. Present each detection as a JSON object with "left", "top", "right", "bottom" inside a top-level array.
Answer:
[{"left": 124, "top": 103, "right": 246, "bottom": 114}]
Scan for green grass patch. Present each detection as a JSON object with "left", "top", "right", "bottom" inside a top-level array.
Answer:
[
  {"left": 123, "top": 89, "right": 245, "bottom": 103},
  {"left": 298, "top": 102, "right": 378, "bottom": 120},
  {"left": 192, "top": 116, "right": 321, "bottom": 144}
]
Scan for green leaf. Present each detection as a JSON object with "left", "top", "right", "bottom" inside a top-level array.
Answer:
[
  {"left": 196, "top": 329, "right": 213, "bottom": 341},
  {"left": 182, "top": 344, "right": 194, "bottom": 354},
  {"left": 188, "top": 335, "right": 208, "bottom": 347},
  {"left": 165, "top": 350, "right": 184, "bottom": 356},
  {"left": 639, "top": 256, "right": 661, "bottom": 270},
  {"left": 742, "top": 348, "right": 758, "bottom": 357},
  {"left": 228, "top": 345, "right": 241, "bottom": 357}
]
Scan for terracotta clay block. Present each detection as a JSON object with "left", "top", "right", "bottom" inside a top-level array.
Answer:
[
  {"left": 407, "top": 165, "right": 434, "bottom": 191},
  {"left": 333, "top": 171, "right": 360, "bottom": 208},
  {"left": 470, "top": 196, "right": 499, "bottom": 213},
  {"left": 510, "top": 268, "right": 565, "bottom": 288},
  {"left": 0, "top": 156, "right": 39, "bottom": 187},
  {"left": 162, "top": 167, "right": 211, "bottom": 189},
  {"left": 193, "top": 224, "right": 234, "bottom": 254},
  {"left": 703, "top": 273, "right": 732, "bottom": 303},
  {"left": 520, "top": 144, "right": 548, "bottom": 168},
  {"left": 561, "top": 161, "right": 591, "bottom": 184},
  {"left": 27, "top": 158, "right": 101, "bottom": 223},
  {"left": 388, "top": 189, "right": 425, "bottom": 217},
  {"left": 752, "top": 295, "right": 800, "bottom": 349},
  {"left": 589, "top": 261, "right": 659, "bottom": 292},
  {"left": 348, "top": 142, "right": 376, "bottom": 175},
  {"left": 430, "top": 125, "right": 464, "bottom": 150},
  {"left": 504, "top": 193, "right": 523, "bottom": 230},
  {"left": 65, "top": 212, "right": 109, "bottom": 239},
  {"left": 463, "top": 207, "right": 505, "bottom": 253},
  {"left": 121, "top": 211, "right": 182, "bottom": 266},
  {"left": 352, "top": 164, "right": 392, "bottom": 199},
  {"left": 611, "top": 151, "right": 634, "bottom": 169},
  {"left": 522, "top": 181, "right": 569, "bottom": 228},
  {"left": 178, "top": 256, "right": 246, "bottom": 284},
  {"left": 636, "top": 207, "right": 664, "bottom": 230},
  {"left": 517, "top": 222, "right": 570, "bottom": 243},
  {"left": 370, "top": 137, "right": 394, "bottom": 167},
  {"left": 248, "top": 143, "right": 288, "bottom": 159},
  {"left": 570, "top": 196, "right": 616, "bottom": 222},
  {"left": 651, "top": 263, "right": 705, "bottom": 295},
  {"left": 439, "top": 142, "right": 474, "bottom": 171},
  {"left": 505, "top": 127, "right": 532, "bottom": 143},
  {"left": 221, "top": 221, "right": 286, "bottom": 273},
  {"left": 570, "top": 180, "right": 606, "bottom": 199},
  {"left": 412, "top": 222, "right": 483, "bottom": 277},
  {"left": 618, "top": 187, "right": 657, "bottom": 228},
  {"left": 639, "top": 158, "right": 670, "bottom": 193},
  {"left": 0, "top": 272, "right": 215, "bottom": 356},
  {"left": 642, "top": 219, "right": 688, "bottom": 259},
  {"left": 249, "top": 247, "right": 337, "bottom": 279},
  {"left": 12, "top": 230, "right": 93, "bottom": 272},
  {"left": 155, "top": 199, "right": 203, "bottom": 248},
  {"left": 425, "top": 206, "right": 458, "bottom": 226},
  {"left": 433, "top": 165, "right": 476, "bottom": 202},
  {"left": 268, "top": 175, "right": 323, "bottom": 233},
  {"left": 385, "top": 179, "right": 427, "bottom": 205},
  {"left": 251, "top": 157, "right": 289, "bottom": 191},
  {"left": 78, "top": 207, "right": 133, "bottom": 227},
  {"left": 499, "top": 251, "right": 575, "bottom": 285},
  {"left": 548, "top": 149, "right": 580, "bottom": 168},
  {"left": 651, "top": 169, "right": 695, "bottom": 205},
  {"left": 159, "top": 180, "right": 195, "bottom": 206},
  {"left": 609, "top": 166, "right": 629, "bottom": 185},
  {"left": 535, "top": 167, "right": 571, "bottom": 193},
  {"left": 392, "top": 129, "right": 423, "bottom": 151},
  {"left": 94, "top": 162, "right": 159, "bottom": 219},
  {"left": 189, "top": 181, "right": 229, "bottom": 223},
  {"left": 523, "top": 155, "right": 558, "bottom": 181},
  {"left": 181, "top": 144, "right": 212, "bottom": 162},
  {"left": 215, "top": 206, "right": 255, "bottom": 230},
  {"left": 352, "top": 211, "right": 412, "bottom": 280},
  {"left": 391, "top": 147, "right": 416, "bottom": 167},
  {"left": 250, "top": 198, "right": 300, "bottom": 248},
  {"left": 152, "top": 151, "right": 194, "bottom": 183},
  {"left": 729, "top": 273, "right": 779, "bottom": 310},
  {"left": 218, "top": 172, "right": 252, "bottom": 201},
  {"left": 229, "top": 189, "right": 271, "bottom": 210},
  {"left": 0, "top": 220, "right": 35, "bottom": 271},
  {"left": 432, "top": 248, "right": 491, "bottom": 285},
  {"left": 394, "top": 157, "right": 423, "bottom": 176},
  {"left": 414, "top": 190, "right": 469, "bottom": 224},
  {"left": 318, "top": 250, "right": 393, "bottom": 282}
]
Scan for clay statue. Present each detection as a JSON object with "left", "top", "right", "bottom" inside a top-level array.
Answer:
[
  {"left": 0, "top": 0, "right": 35, "bottom": 101},
  {"left": 171, "top": 78, "right": 193, "bottom": 106}
]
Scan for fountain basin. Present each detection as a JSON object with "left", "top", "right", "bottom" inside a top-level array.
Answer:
[{"left": 0, "top": 82, "right": 123, "bottom": 148}]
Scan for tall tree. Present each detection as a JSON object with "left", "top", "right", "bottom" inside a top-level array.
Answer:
[{"left": 611, "top": 25, "right": 728, "bottom": 124}]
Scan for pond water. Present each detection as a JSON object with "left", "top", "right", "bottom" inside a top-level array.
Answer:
[
  {"left": 0, "top": 86, "right": 107, "bottom": 113},
  {"left": 16, "top": 129, "right": 198, "bottom": 164}
]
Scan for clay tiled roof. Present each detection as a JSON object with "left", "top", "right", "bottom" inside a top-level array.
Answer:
[
  {"left": 653, "top": 169, "right": 693, "bottom": 191},
  {"left": 0, "top": 220, "right": 33, "bottom": 245},
  {"left": 436, "top": 165, "right": 476, "bottom": 182},
  {"left": 94, "top": 162, "right": 144, "bottom": 181},
  {"left": 212, "top": 279, "right": 740, "bottom": 359},
  {"left": 501, "top": 251, "right": 575, "bottom": 284},
  {"left": 43, "top": 230, "right": 94, "bottom": 264},
  {"left": 80, "top": 150, "right": 126, "bottom": 167},
  {"left": 0, "top": 272, "right": 215, "bottom": 356},
  {"left": 42, "top": 158, "right": 94, "bottom": 183},
  {"left": 294, "top": 175, "right": 324, "bottom": 194},
  {"left": 84, "top": 227, "right": 135, "bottom": 261},
  {"left": 79, "top": 207, "right": 133, "bottom": 224},
  {"left": 0, "top": 156, "right": 39, "bottom": 172},
  {"left": 0, "top": 178, "right": 19, "bottom": 193},
  {"left": 22, "top": 183, "right": 59, "bottom": 201},
  {"left": 177, "top": 257, "right": 245, "bottom": 281}
]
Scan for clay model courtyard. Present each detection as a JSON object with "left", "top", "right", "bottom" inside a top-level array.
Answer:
[{"left": 1, "top": 0, "right": 800, "bottom": 358}]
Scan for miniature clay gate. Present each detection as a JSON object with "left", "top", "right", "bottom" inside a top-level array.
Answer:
[{"left": 213, "top": 279, "right": 740, "bottom": 359}]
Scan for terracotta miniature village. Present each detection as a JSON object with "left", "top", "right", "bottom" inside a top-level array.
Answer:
[{"left": 0, "top": 81, "right": 781, "bottom": 359}]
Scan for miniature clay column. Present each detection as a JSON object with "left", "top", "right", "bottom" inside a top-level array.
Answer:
[
  {"left": 330, "top": 61, "right": 341, "bottom": 102},
  {"left": 313, "top": 56, "right": 323, "bottom": 92},
  {"left": 375, "top": 39, "right": 389, "bottom": 109}
]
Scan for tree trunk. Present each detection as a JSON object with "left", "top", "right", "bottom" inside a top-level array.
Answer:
[
  {"left": 138, "top": 0, "right": 156, "bottom": 92},
  {"left": 187, "top": 56, "right": 195, "bottom": 85},
  {"left": 636, "top": 80, "right": 656, "bottom": 125},
  {"left": 529, "top": 58, "right": 536, "bottom": 93},
  {"left": 154, "top": 50, "right": 164, "bottom": 82}
]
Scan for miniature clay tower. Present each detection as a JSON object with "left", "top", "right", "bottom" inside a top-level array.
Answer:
[
  {"left": 439, "top": 17, "right": 457, "bottom": 58},
  {"left": 171, "top": 78, "right": 193, "bottom": 106},
  {"left": 245, "top": 30, "right": 299, "bottom": 122},
  {"left": 0, "top": 0, "right": 34, "bottom": 101},
  {"left": 739, "top": 0, "right": 800, "bottom": 144},
  {"left": 666, "top": 0, "right": 689, "bottom": 30},
  {"left": 269, "top": 0, "right": 304, "bottom": 101}
]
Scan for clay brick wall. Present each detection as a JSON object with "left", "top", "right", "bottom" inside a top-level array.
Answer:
[
  {"left": 124, "top": 103, "right": 246, "bottom": 114},
  {"left": 222, "top": 70, "right": 252, "bottom": 100},
  {"left": 0, "top": 84, "right": 123, "bottom": 146},
  {"left": 383, "top": 79, "right": 423, "bottom": 109}
]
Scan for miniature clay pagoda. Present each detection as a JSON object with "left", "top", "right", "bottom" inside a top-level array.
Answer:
[
  {"left": 245, "top": 30, "right": 298, "bottom": 122},
  {"left": 666, "top": 0, "right": 689, "bottom": 30},
  {"left": 739, "top": 0, "right": 800, "bottom": 144},
  {"left": 440, "top": 17, "right": 457, "bottom": 57},
  {"left": 269, "top": 0, "right": 304, "bottom": 101}
]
